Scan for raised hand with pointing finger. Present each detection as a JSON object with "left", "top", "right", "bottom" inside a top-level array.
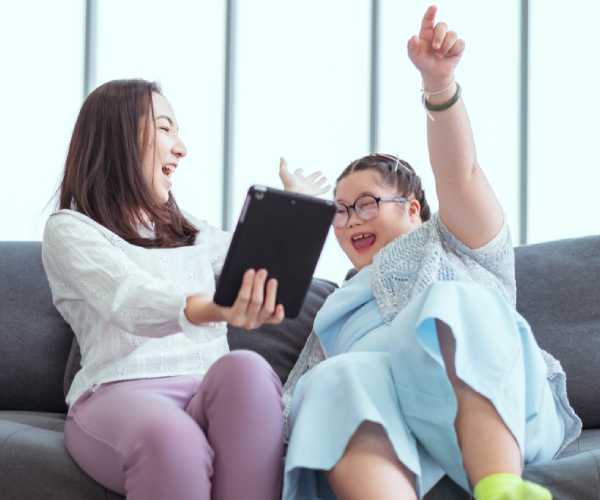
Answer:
[{"left": 408, "top": 5, "right": 465, "bottom": 93}]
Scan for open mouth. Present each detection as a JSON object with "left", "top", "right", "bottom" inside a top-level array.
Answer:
[
  {"left": 351, "top": 233, "right": 376, "bottom": 252},
  {"left": 161, "top": 164, "right": 175, "bottom": 187}
]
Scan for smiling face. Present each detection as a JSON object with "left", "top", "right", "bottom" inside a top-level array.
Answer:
[
  {"left": 334, "top": 169, "right": 423, "bottom": 270},
  {"left": 141, "top": 92, "right": 187, "bottom": 204}
]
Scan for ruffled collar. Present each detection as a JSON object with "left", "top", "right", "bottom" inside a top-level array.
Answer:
[
  {"left": 314, "top": 215, "right": 445, "bottom": 350},
  {"left": 313, "top": 266, "right": 374, "bottom": 354},
  {"left": 371, "top": 214, "right": 444, "bottom": 323}
]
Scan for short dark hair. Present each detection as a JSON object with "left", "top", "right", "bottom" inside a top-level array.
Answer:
[
  {"left": 335, "top": 153, "right": 431, "bottom": 222},
  {"left": 58, "top": 79, "right": 199, "bottom": 248}
]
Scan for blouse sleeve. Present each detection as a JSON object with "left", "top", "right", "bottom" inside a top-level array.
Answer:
[
  {"left": 436, "top": 213, "right": 516, "bottom": 302},
  {"left": 42, "top": 212, "right": 222, "bottom": 342},
  {"left": 185, "top": 212, "right": 232, "bottom": 277},
  {"left": 205, "top": 224, "right": 232, "bottom": 277}
]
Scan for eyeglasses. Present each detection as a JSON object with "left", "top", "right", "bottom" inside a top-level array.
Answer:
[{"left": 333, "top": 194, "right": 408, "bottom": 228}]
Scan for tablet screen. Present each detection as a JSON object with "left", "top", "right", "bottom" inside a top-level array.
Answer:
[{"left": 214, "top": 185, "right": 335, "bottom": 318}]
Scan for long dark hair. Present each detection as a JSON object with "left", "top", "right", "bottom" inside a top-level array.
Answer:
[
  {"left": 58, "top": 79, "right": 198, "bottom": 248},
  {"left": 335, "top": 153, "right": 432, "bottom": 222}
]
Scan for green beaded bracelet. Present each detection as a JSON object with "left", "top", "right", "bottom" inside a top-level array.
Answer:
[{"left": 423, "top": 82, "right": 462, "bottom": 112}]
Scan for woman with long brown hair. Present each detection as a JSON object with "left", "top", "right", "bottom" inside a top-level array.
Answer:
[{"left": 42, "top": 79, "right": 327, "bottom": 500}]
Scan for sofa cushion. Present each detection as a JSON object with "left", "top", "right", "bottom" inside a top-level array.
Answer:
[
  {"left": 0, "top": 243, "right": 71, "bottom": 413},
  {"left": 0, "top": 411, "right": 122, "bottom": 500},
  {"left": 228, "top": 277, "right": 337, "bottom": 383},
  {"left": 559, "top": 428, "right": 600, "bottom": 457},
  {"left": 425, "top": 430, "right": 600, "bottom": 499},
  {"left": 515, "top": 235, "right": 600, "bottom": 429},
  {"left": 1, "top": 411, "right": 597, "bottom": 500},
  {"left": 522, "top": 447, "right": 600, "bottom": 500},
  {"left": 63, "top": 277, "right": 337, "bottom": 397}
]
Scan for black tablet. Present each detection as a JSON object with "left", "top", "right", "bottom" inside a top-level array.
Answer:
[{"left": 214, "top": 185, "right": 335, "bottom": 318}]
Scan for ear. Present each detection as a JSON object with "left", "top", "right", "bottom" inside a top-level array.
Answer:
[{"left": 408, "top": 199, "right": 422, "bottom": 221}]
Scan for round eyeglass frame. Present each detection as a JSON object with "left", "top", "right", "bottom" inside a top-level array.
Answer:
[{"left": 333, "top": 194, "right": 409, "bottom": 228}]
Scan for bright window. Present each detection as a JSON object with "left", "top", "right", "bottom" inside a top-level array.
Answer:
[
  {"left": 528, "top": 0, "right": 599, "bottom": 243},
  {"left": 0, "top": 2, "right": 84, "bottom": 240},
  {"left": 379, "top": 1, "right": 521, "bottom": 241},
  {"left": 96, "top": 0, "right": 226, "bottom": 227},
  {"left": 231, "top": 0, "right": 371, "bottom": 283}
]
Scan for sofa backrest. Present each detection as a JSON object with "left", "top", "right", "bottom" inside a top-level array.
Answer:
[
  {"left": 2, "top": 237, "right": 599, "bottom": 428},
  {"left": 227, "top": 278, "right": 337, "bottom": 382},
  {"left": 0, "top": 241, "right": 337, "bottom": 413},
  {"left": 0, "top": 242, "right": 73, "bottom": 413},
  {"left": 515, "top": 235, "right": 600, "bottom": 428}
]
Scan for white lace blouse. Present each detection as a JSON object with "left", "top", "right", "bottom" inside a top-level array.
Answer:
[{"left": 42, "top": 209, "right": 232, "bottom": 406}]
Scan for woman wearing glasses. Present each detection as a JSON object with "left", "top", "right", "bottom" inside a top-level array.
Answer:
[{"left": 280, "top": 6, "right": 580, "bottom": 500}]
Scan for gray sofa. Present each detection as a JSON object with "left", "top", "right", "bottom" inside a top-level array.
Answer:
[{"left": 1, "top": 237, "right": 599, "bottom": 500}]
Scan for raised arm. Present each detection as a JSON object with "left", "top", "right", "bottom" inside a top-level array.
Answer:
[{"left": 408, "top": 5, "right": 504, "bottom": 248}]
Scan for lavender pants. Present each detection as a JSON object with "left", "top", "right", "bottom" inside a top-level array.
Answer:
[{"left": 64, "top": 351, "right": 284, "bottom": 500}]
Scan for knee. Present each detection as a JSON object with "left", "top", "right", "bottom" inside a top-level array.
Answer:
[
  {"left": 201, "top": 352, "right": 284, "bottom": 434},
  {"left": 203, "top": 351, "right": 283, "bottom": 411},
  {"left": 210, "top": 350, "right": 281, "bottom": 390}
]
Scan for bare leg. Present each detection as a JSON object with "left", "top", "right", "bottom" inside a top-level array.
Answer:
[
  {"left": 436, "top": 319, "right": 522, "bottom": 487},
  {"left": 327, "top": 421, "right": 418, "bottom": 500}
]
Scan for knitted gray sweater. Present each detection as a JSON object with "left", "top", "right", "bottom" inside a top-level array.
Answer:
[{"left": 282, "top": 212, "right": 582, "bottom": 456}]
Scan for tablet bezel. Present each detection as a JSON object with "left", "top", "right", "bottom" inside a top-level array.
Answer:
[{"left": 213, "top": 185, "right": 335, "bottom": 318}]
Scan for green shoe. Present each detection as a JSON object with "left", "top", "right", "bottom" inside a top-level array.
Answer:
[
  {"left": 495, "top": 481, "right": 552, "bottom": 500},
  {"left": 474, "top": 473, "right": 552, "bottom": 500}
]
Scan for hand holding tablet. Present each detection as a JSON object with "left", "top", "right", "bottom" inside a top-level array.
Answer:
[{"left": 214, "top": 185, "right": 335, "bottom": 318}]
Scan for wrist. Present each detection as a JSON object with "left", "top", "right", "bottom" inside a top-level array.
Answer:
[
  {"left": 422, "top": 78, "right": 457, "bottom": 107},
  {"left": 421, "top": 75, "right": 454, "bottom": 93},
  {"left": 185, "top": 295, "right": 224, "bottom": 325},
  {"left": 421, "top": 82, "right": 462, "bottom": 118}
]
